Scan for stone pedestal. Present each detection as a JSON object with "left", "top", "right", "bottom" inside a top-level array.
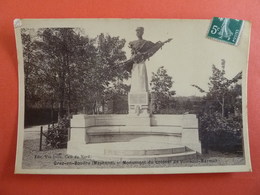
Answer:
[
  {"left": 128, "top": 92, "right": 151, "bottom": 126},
  {"left": 127, "top": 61, "right": 151, "bottom": 126},
  {"left": 128, "top": 92, "right": 149, "bottom": 115}
]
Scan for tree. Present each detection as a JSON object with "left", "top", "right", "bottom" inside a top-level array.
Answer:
[
  {"left": 87, "top": 33, "right": 128, "bottom": 114},
  {"left": 32, "top": 28, "right": 96, "bottom": 119},
  {"left": 150, "top": 66, "right": 175, "bottom": 113},
  {"left": 21, "top": 29, "right": 44, "bottom": 108},
  {"left": 22, "top": 28, "right": 129, "bottom": 120},
  {"left": 192, "top": 59, "right": 243, "bottom": 153},
  {"left": 192, "top": 59, "right": 242, "bottom": 117}
]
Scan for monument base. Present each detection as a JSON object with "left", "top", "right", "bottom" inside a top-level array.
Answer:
[
  {"left": 67, "top": 114, "right": 201, "bottom": 161},
  {"left": 128, "top": 92, "right": 149, "bottom": 117}
]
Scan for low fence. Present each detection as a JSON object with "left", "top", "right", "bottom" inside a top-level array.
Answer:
[{"left": 39, "top": 123, "right": 69, "bottom": 151}]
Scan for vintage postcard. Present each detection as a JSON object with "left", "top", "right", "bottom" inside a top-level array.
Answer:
[{"left": 14, "top": 18, "right": 251, "bottom": 174}]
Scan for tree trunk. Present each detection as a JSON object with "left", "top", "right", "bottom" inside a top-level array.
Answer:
[
  {"left": 222, "top": 96, "right": 225, "bottom": 117},
  {"left": 51, "top": 97, "right": 54, "bottom": 123},
  {"left": 92, "top": 101, "right": 96, "bottom": 115},
  {"left": 102, "top": 99, "right": 105, "bottom": 114},
  {"left": 66, "top": 53, "right": 71, "bottom": 116},
  {"left": 58, "top": 71, "right": 65, "bottom": 120}
]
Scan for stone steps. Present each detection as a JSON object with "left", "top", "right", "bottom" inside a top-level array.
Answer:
[
  {"left": 77, "top": 142, "right": 198, "bottom": 162},
  {"left": 104, "top": 145, "right": 186, "bottom": 156},
  {"left": 92, "top": 151, "right": 197, "bottom": 162}
]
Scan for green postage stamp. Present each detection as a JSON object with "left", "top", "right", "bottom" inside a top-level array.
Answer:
[{"left": 207, "top": 17, "right": 244, "bottom": 45}]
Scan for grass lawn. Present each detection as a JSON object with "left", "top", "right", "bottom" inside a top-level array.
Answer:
[{"left": 22, "top": 139, "right": 245, "bottom": 169}]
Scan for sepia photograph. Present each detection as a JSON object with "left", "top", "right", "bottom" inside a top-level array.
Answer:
[{"left": 14, "top": 19, "right": 251, "bottom": 174}]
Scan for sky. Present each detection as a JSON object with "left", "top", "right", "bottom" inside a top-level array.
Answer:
[{"left": 24, "top": 19, "right": 250, "bottom": 96}]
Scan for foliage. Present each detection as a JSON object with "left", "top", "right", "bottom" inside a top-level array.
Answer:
[
  {"left": 22, "top": 29, "right": 44, "bottom": 107},
  {"left": 171, "top": 96, "right": 203, "bottom": 114},
  {"left": 192, "top": 59, "right": 242, "bottom": 117},
  {"left": 150, "top": 66, "right": 175, "bottom": 113},
  {"left": 87, "top": 33, "right": 128, "bottom": 114},
  {"left": 45, "top": 116, "right": 70, "bottom": 148},
  {"left": 22, "top": 28, "right": 129, "bottom": 118},
  {"left": 110, "top": 82, "right": 130, "bottom": 113},
  {"left": 192, "top": 59, "right": 243, "bottom": 153},
  {"left": 199, "top": 112, "right": 243, "bottom": 153}
]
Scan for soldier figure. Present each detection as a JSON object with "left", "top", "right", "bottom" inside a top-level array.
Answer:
[{"left": 126, "top": 27, "right": 172, "bottom": 92}]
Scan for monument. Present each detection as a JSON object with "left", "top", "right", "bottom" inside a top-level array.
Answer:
[
  {"left": 67, "top": 27, "right": 201, "bottom": 161},
  {"left": 124, "top": 27, "right": 173, "bottom": 125},
  {"left": 128, "top": 27, "right": 160, "bottom": 119}
]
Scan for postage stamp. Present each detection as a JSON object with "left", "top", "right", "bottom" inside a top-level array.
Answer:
[{"left": 207, "top": 17, "right": 244, "bottom": 45}]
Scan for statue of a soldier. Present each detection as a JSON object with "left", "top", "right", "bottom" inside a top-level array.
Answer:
[
  {"left": 119, "top": 27, "right": 172, "bottom": 116},
  {"left": 122, "top": 27, "right": 172, "bottom": 93},
  {"left": 129, "top": 27, "right": 151, "bottom": 92}
]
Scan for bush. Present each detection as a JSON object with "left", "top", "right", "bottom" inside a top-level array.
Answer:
[
  {"left": 45, "top": 116, "right": 70, "bottom": 148},
  {"left": 199, "top": 112, "right": 243, "bottom": 153}
]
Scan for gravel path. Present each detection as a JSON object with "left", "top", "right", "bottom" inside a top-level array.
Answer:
[{"left": 24, "top": 125, "right": 52, "bottom": 140}]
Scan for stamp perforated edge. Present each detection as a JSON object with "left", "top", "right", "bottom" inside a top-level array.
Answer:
[{"left": 206, "top": 17, "right": 244, "bottom": 46}]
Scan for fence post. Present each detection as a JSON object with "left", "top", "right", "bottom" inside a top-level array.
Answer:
[{"left": 39, "top": 126, "right": 43, "bottom": 151}]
